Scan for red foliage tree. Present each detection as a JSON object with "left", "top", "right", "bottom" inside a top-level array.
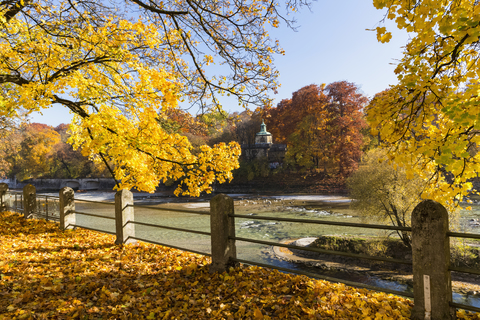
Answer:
[
  {"left": 266, "top": 81, "right": 367, "bottom": 176},
  {"left": 325, "top": 81, "right": 368, "bottom": 176},
  {"left": 265, "top": 84, "right": 327, "bottom": 144}
]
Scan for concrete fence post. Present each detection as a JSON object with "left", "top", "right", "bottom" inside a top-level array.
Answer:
[
  {"left": 115, "top": 189, "right": 135, "bottom": 244},
  {"left": 0, "top": 183, "right": 8, "bottom": 211},
  {"left": 59, "top": 187, "right": 75, "bottom": 230},
  {"left": 411, "top": 200, "right": 455, "bottom": 320},
  {"left": 23, "top": 184, "right": 36, "bottom": 219},
  {"left": 210, "top": 194, "right": 238, "bottom": 273}
]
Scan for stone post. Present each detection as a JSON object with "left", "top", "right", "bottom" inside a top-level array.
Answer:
[
  {"left": 23, "top": 184, "right": 36, "bottom": 219},
  {"left": 0, "top": 183, "right": 8, "bottom": 211},
  {"left": 209, "top": 194, "right": 238, "bottom": 273},
  {"left": 411, "top": 200, "right": 455, "bottom": 320},
  {"left": 115, "top": 189, "right": 135, "bottom": 244},
  {"left": 59, "top": 187, "right": 75, "bottom": 230}
]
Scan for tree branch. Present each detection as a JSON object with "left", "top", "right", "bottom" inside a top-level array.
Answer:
[
  {"left": 1, "top": 0, "right": 32, "bottom": 23},
  {"left": 129, "top": 0, "right": 189, "bottom": 16},
  {"left": 0, "top": 74, "right": 30, "bottom": 85}
]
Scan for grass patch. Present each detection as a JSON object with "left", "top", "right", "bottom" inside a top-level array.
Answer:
[
  {"left": 309, "top": 236, "right": 480, "bottom": 269},
  {"left": 451, "top": 238, "right": 480, "bottom": 269},
  {"left": 310, "top": 236, "right": 410, "bottom": 260}
]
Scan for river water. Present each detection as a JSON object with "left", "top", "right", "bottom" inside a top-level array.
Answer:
[{"left": 13, "top": 191, "right": 480, "bottom": 309}]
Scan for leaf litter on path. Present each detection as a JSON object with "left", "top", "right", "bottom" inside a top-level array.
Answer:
[{"left": 0, "top": 211, "right": 478, "bottom": 319}]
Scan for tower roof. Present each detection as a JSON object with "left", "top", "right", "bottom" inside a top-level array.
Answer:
[{"left": 256, "top": 119, "right": 271, "bottom": 136}]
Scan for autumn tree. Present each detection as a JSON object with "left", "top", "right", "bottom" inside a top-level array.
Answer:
[
  {"left": 51, "top": 124, "right": 82, "bottom": 179},
  {"left": 325, "top": 81, "right": 368, "bottom": 176},
  {"left": 229, "top": 111, "right": 263, "bottom": 146},
  {"left": 157, "top": 109, "right": 205, "bottom": 136},
  {"left": 234, "top": 156, "right": 271, "bottom": 182},
  {"left": 1, "top": 121, "right": 116, "bottom": 180},
  {"left": 0, "top": 0, "right": 308, "bottom": 195},
  {"left": 265, "top": 84, "right": 329, "bottom": 171},
  {"left": 265, "top": 99, "right": 291, "bottom": 144},
  {"left": 266, "top": 84, "right": 327, "bottom": 144},
  {"left": 266, "top": 82, "right": 367, "bottom": 176},
  {"left": 0, "top": 123, "right": 21, "bottom": 179},
  {"left": 367, "top": 0, "right": 480, "bottom": 208},
  {"left": 0, "top": 98, "right": 27, "bottom": 178},
  {"left": 7, "top": 123, "right": 61, "bottom": 181},
  {"left": 347, "top": 149, "right": 427, "bottom": 248},
  {"left": 51, "top": 124, "right": 110, "bottom": 179},
  {"left": 156, "top": 109, "right": 212, "bottom": 154},
  {"left": 285, "top": 114, "right": 327, "bottom": 170}
]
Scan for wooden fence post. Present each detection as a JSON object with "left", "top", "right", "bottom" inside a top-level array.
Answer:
[
  {"left": 59, "top": 187, "right": 75, "bottom": 230},
  {"left": 0, "top": 183, "right": 8, "bottom": 211},
  {"left": 23, "top": 184, "right": 36, "bottom": 219},
  {"left": 115, "top": 189, "right": 135, "bottom": 244},
  {"left": 210, "top": 194, "right": 238, "bottom": 273},
  {"left": 411, "top": 200, "right": 456, "bottom": 320}
]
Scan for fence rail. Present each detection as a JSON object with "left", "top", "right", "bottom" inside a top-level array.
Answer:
[
  {"left": 67, "top": 224, "right": 117, "bottom": 236},
  {"left": 231, "top": 213, "right": 413, "bottom": 231},
  {"left": 74, "top": 198, "right": 115, "bottom": 205},
  {"left": 74, "top": 211, "right": 116, "bottom": 220},
  {"left": 451, "top": 302, "right": 480, "bottom": 314},
  {"left": 127, "top": 220, "right": 211, "bottom": 236},
  {"left": 0, "top": 182, "right": 478, "bottom": 319},
  {"left": 125, "top": 235, "right": 212, "bottom": 257},
  {"left": 447, "top": 231, "right": 480, "bottom": 240},
  {"left": 130, "top": 204, "right": 209, "bottom": 215},
  {"left": 1, "top": 189, "right": 60, "bottom": 219}
]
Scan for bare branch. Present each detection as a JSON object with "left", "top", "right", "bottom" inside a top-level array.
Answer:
[{"left": 129, "top": 0, "right": 189, "bottom": 16}]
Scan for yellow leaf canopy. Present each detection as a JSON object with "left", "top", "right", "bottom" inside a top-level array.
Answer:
[
  {"left": 368, "top": 0, "right": 480, "bottom": 209},
  {"left": 0, "top": 0, "right": 305, "bottom": 194}
]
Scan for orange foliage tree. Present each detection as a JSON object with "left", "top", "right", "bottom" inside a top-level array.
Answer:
[
  {"left": 6, "top": 123, "right": 60, "bottom": 181},
  {"left": 266, "top": 82, "right": 367, "bottom": 176},
  {"left": 0, "top": 120, "right": 21, "bottom": 179},
  {"left": 51, "top": 124, "right": 110, "bottom": 179},
  {"left": 325, "top": 81, "right": 368, "bottom": 176},
  {"left": 266, "top": 84, "right": 327, "bottom": 144}
]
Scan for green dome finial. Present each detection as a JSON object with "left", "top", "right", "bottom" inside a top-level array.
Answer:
[{"left": 257, "top": 119, "right": 270, "bottom": 135}]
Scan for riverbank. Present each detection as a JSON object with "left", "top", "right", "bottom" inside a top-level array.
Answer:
[
  {"left": 219, "top": 171, "right": 349, "bottom": 194},
  {"left": 2, "top": 170, "right": 348, "bottom": 195},
  {"left": 273, "top": 238, "right": 480, "bottom": 297}
]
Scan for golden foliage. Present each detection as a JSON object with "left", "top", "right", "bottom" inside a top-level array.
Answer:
[
  {"left": 2, "top": 0, "right": 304, "bottom": 194},
  {"left": 11, "top": 123, "right": 61, "bottom": 181},
  {"left": 1, "top": 211, "right": 479, "bottom": 319},
  {"left": 347, "top": 148, "right": 429, "bottom": 247},
  {"left": 368, "top": 0, "right": 480, "bottom": 210},
  {"left": 68, "top": 106, "right": 241, "bottom": 195}
]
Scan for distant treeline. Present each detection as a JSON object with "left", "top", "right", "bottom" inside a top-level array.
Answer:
[{"left": 0, "top": 81, "right": 373, "bottom": 183}]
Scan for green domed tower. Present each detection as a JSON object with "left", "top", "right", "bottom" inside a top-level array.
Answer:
[{"left": 255, "top": 120, "right": 273, "bottom": 144}]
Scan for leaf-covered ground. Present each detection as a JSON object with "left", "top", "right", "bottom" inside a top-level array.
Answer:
[{"left": 0, "top": 211, "right": 478, "bottom": 320}]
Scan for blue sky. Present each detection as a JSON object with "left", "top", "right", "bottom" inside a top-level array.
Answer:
[{"left": 30, "top": 0, "right": 409, "bottom": 126}]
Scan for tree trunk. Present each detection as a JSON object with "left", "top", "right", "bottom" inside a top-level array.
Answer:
[{"left": 391, "top": 205, "right": 411, "bottom": 249}]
